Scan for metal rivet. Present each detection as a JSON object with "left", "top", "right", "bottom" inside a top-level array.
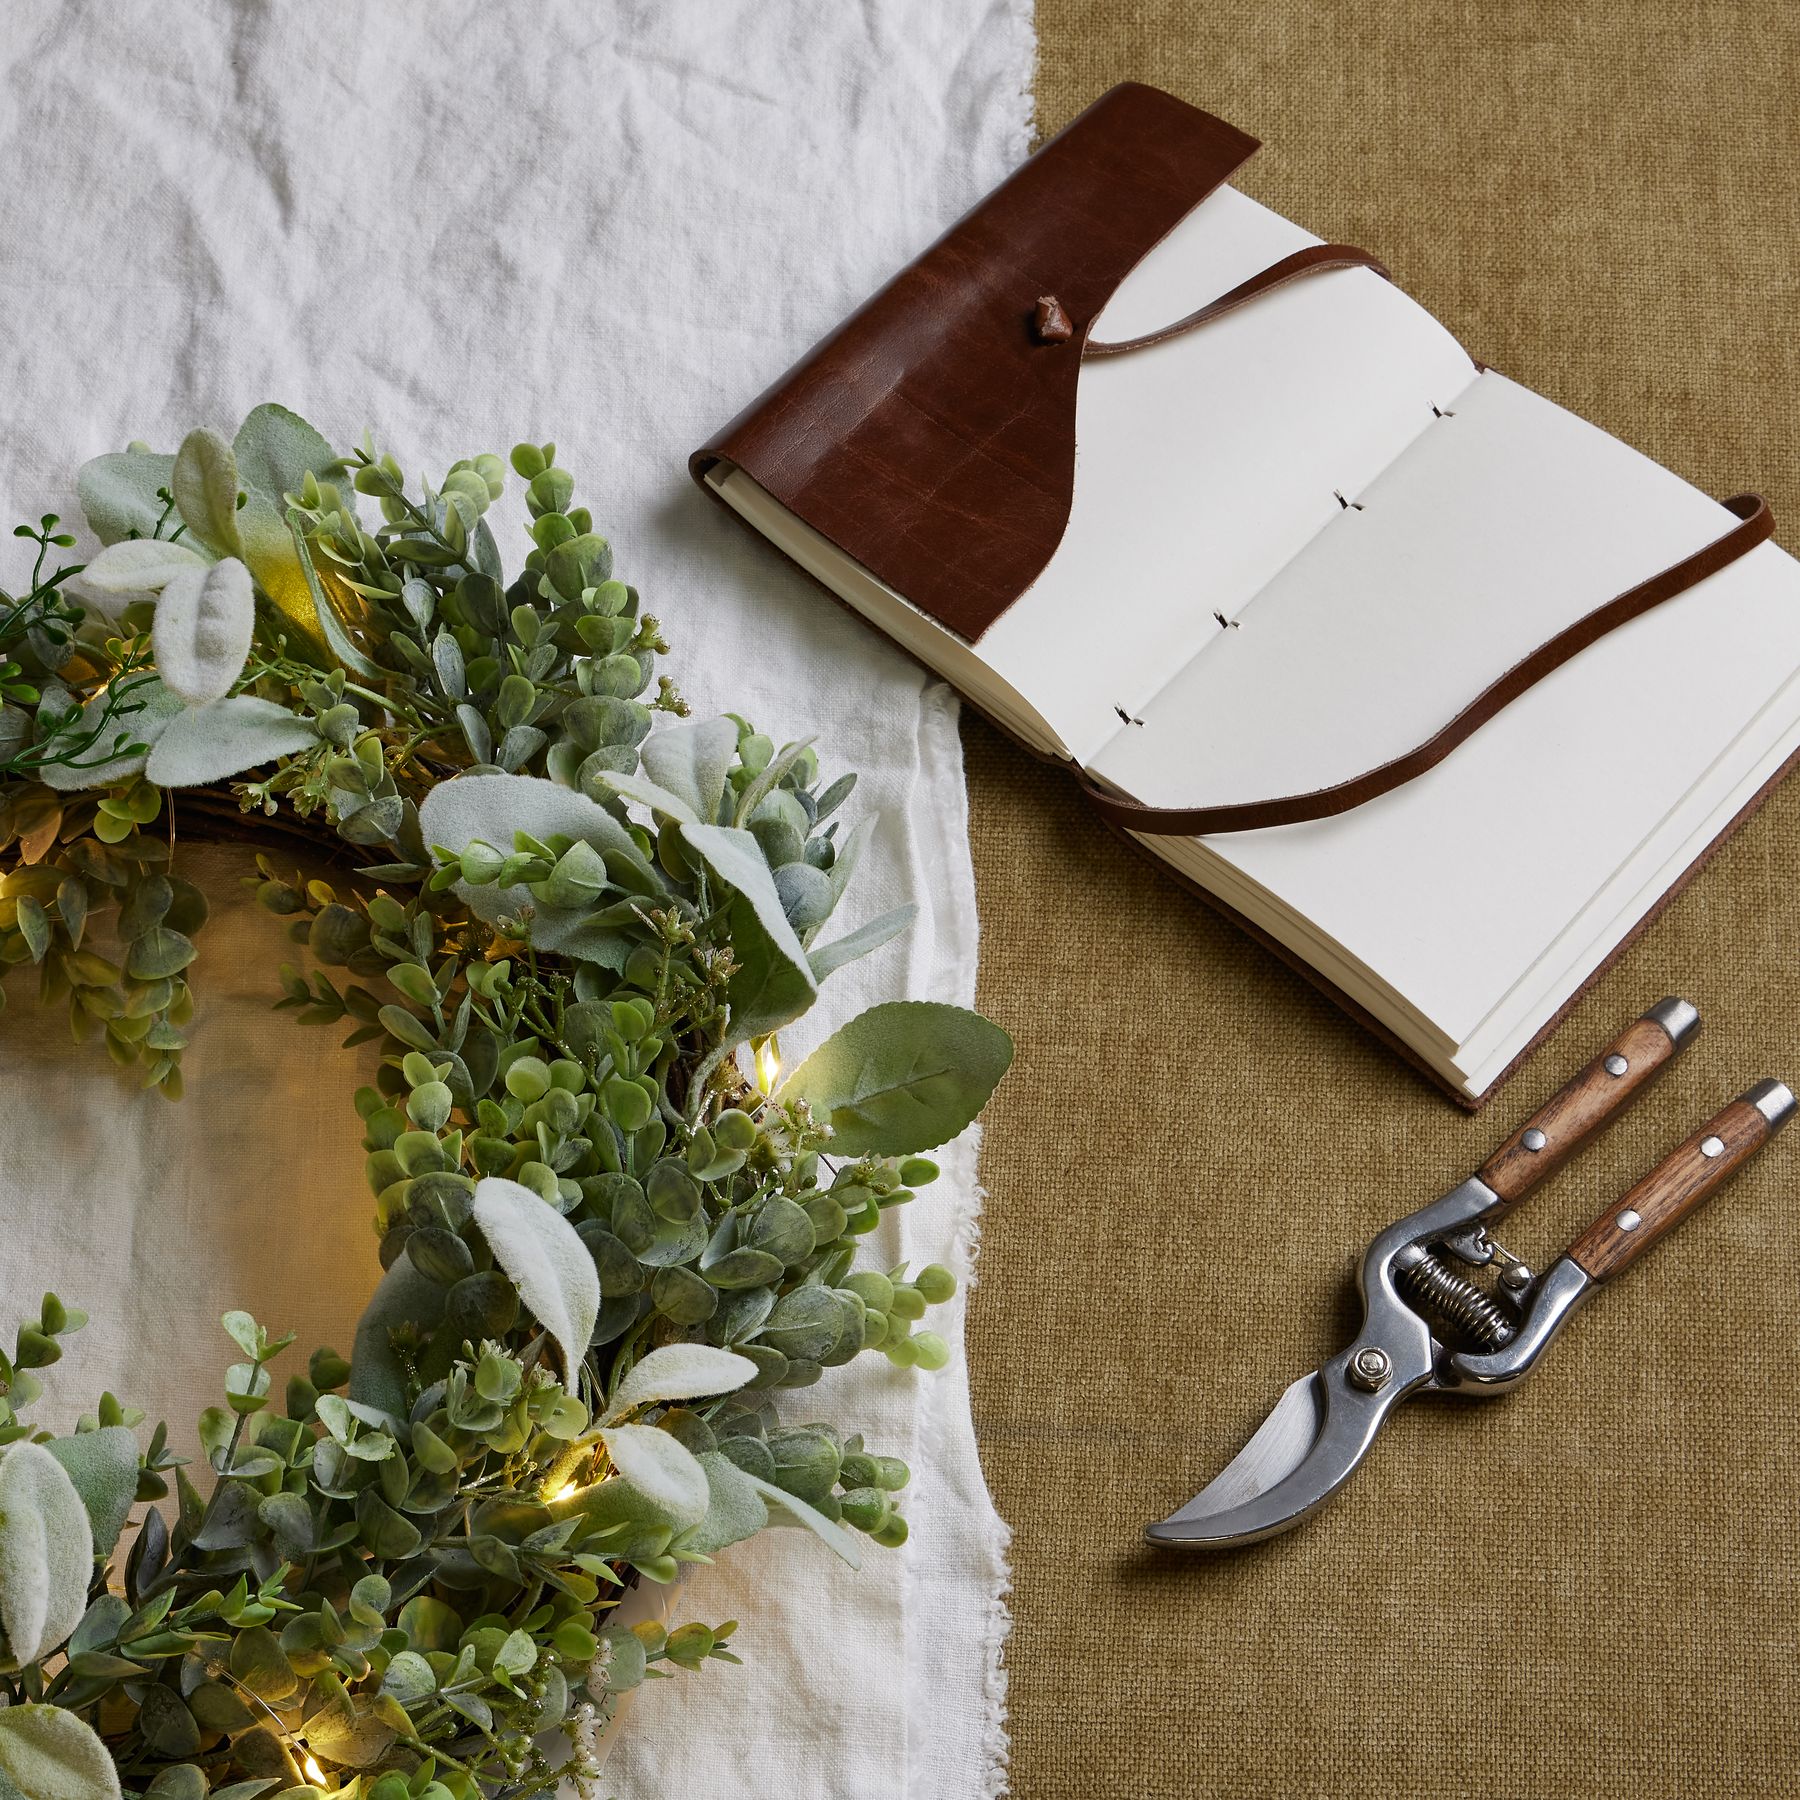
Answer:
[
  {"left": 1348, "top": 1347, "right": 1392, "bottom": 1392},
  {"left": 1500, "top": 1262, "right": 1533, "bottom": 1292},
  {"left": 1701, "top": 1135, "right": 1724, "bottom": 1159},
  {"left": 1604, "top": 1053, "right": 1629, "bottom": 1077},
  {"left": 1616, "top": 1208, "right": 1643, "bottom": 1232},
  {"left": 1522, "top": 1128, "right": 1547, "bottom": 1152}
]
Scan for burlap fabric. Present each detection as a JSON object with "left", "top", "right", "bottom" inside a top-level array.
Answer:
[{"left": 964, "top": 7, "right": 1800, "bottom": 1795}]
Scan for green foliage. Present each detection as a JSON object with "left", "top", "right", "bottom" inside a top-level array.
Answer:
[{"left": 0, "top": 407, "right": 1014, "bottom": 1796}]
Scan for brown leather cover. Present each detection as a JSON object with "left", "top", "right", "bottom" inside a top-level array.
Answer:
[{"left": 689, "top": 83, "right": 1258, "bottom": 642}]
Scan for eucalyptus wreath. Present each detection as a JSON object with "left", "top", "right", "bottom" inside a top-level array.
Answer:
[{"left": 0, "top": 407, "right": 1012, "bottom": 1800}]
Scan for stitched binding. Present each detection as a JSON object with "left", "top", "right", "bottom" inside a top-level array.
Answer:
[{"left": 1081, "top": 493, "right": 1775, "bottom": 836}]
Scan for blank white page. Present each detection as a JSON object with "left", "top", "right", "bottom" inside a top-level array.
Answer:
[
  {"left": 979, "top": 185, "right": 1477, "bottom": 768},
  {"left": 1113, "top": 375, "right": 1800, "bottom": 1042},
  {"left": 1089, "top": 371, "right": 1759, "bottom": 805}
]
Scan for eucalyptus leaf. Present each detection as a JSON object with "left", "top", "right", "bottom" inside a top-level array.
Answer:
[
  {"left": 348, "top": 1248, "right": 446, "bottom": 1417},
  {"left": 779, "top": 1000, "right": 1014, "bottom": 1154}
]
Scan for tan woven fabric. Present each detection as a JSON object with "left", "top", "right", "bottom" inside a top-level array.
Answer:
[{"left": 965, "top": 8, "right": 1800, "bottom": 1795}]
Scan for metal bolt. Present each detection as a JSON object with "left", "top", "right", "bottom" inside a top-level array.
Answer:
[
  {"left": 1604, "top": 1053, "right": 1629, "bottom": 1077},
  {"left": 1348, "top": 1347, "right": 1393, "bottom": 1392},
  {"left": 1500, "top": 1261, "right": 1533, "bottom": 1292},
  {"left": 1616, "top": 1208, "right": 1643, "bottom": 1232},
  {"left": 1701, "top": 1136, "right": 1724, "bottom": 1159},
  {"left": 1522, "top": 1127, "right": 1547, "bottom": 1152}
]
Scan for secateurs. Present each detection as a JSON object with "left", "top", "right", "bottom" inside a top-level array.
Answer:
[{"left": 1147, "top": 998, "right": 1792, "bottom": 1548}]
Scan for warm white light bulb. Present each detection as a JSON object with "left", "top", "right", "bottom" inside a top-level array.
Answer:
[{"left": 755, "top": 1036, "right": 781, "bottom": 1095}]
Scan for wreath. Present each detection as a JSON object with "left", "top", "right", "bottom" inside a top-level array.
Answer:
[{"left": 0, "top": 406, "right": 1012, "bottom": 1800}]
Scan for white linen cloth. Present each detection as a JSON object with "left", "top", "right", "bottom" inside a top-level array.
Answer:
[{"left": 0, "top": 4, "right": 1032, "bottom": 1795}]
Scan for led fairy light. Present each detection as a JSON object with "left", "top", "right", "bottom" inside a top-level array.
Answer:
[{"left": 754, "top": 1034, "right": 782, "bottom": 1096}]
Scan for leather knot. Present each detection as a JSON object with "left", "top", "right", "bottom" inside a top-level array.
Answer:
[{"left": 1032, "top": 294, "right": 1073, "bottom": 343}]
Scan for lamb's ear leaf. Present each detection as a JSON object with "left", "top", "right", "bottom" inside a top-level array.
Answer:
[
  {"left": 779, "top": 1000, "right": 1014, "bottom": 1155},
  {"left": 172, "top": 427, "right": 243, "bottom": 556},
  {"left": 418, "top": 771, "right": 660, "bottom": 929},
  {"left": 680, "top": 823, "right": 817, "bottom": 1046},
  {"left": 0, "top": 1441, "right": 95, "bottom": 1666},
  {"left": 77, "top": 449, "right": 176, "bottom": 546},
  {"left": 348, "top": 1249, "right": 446, "bottom": 1417},
  {"left": 37, "top": 676, "right": 185, "bottom": 792},
  {"left": 144, "top": 696, "right": 317, "bottom": 788},
  {"left": 152, "top": 558, "right": 255, "bottom": 703},
  {"left": 591, "top": 768, "right": 697, "bottom": 827},
  {"left": 233, "top": 404, "right": 339, "bottom": 562},
  {"left": 471, "top": 1177, "right": 599, "bottom": 1384},
  {"left": 599, "top": 1344, "right": 756, "bottom": 1426},
  {"left": 638, "top": 714, "right": 739, "bottom": 824},
  {"left": 0, "top": 1704, "right": 122, "bottom": 1800},
  {"left": 807, "top": 904, "right": 916, "bottom": 983},
  {"left": 78, "top": 537, "right": 210, "bottom": 598},
  {"left": 45, "top": 1426, "right": 142, "bottom": 1559},
  {"left": 738, "top": 1470, "right": 863, "bottom": 1568},
  {"left": 685, "top": 1451, "right": 770, "bottom": 1555},
  {"left": 596, "top": 1424, "right": 710, "bottom": 1528}
]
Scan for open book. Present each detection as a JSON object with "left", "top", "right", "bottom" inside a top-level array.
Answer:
[{"left": 692, "top": 85, "right": 1800, "bottom": 1106}]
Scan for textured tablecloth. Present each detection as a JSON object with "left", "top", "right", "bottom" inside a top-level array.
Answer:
[
  {"left": 968, "top": 6, "right": 1800, "bottom": 1797},
  {"left": 0, "top": 4, "right": 1032, "bottom": 1795}
]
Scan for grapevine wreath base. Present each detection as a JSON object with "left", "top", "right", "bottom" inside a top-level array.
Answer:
[{"left": 0, "top": 406, "right": 1012, "bottom": 1800}]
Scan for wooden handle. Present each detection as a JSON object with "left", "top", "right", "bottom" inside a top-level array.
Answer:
[
  {"left": 1567, "top": 1085, "right": 1792, "bottom": 1281},
  {"left": 1478, "top": 1001, "right": 1698, "bottom": 1213}
]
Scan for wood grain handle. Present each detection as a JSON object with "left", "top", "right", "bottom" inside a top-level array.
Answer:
[
  {"left": 1567, "top": 1082, "right": 1794, "bottom": 1281},
  {"left": 1478, "top": 1000, "right": 1699, "bottom": 1212}
]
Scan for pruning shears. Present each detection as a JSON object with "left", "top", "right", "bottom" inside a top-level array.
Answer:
[{"left": 1147, "top": 998, "right": 1792, "bottom": 1548}]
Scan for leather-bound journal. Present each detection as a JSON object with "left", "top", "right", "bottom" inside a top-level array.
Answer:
[{"left": 691, "top": 81, "right": 1800, "bottom": 1108}]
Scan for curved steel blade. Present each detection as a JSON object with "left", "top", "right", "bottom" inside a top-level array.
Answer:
[{"left": 1146, "top": 1341, "right": 1433, "bottom": 1549}]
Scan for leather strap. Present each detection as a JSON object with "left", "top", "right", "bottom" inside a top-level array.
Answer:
[
  {"left": 1082, "top": 492, "right": 1775, "bottom": 836},
  {"left": 1084, "top": 243, "right": 1392, "bottom": 358}
]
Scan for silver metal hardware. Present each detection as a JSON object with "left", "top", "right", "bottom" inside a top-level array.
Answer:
[
  {"left": 1747, "top": 1079, "right": 1797, "bottom": 1130},
  {"left": 1700, "top": 1136, "right": 1724, "bottom": 1160},
  {"left": 1393, "top": 1241, "right": 1517, "bottom": 1351},
  {"left": 1438, "top": 1222, "right": 1495, "bottom": 1267},
  {"left": 1500, "top": 1261, "right": 1533, "bottom": 1292},
  {"left": 1616, "top": 1208, "right": 1642, "bottom": 1232},
  {"left": 1644, "top": 996, "right": 1701, "bottom": 1046},
  {"left": 1604, "top": 1053, "right": 1629, "bottom": 1077},
  {"left": 1522, "top": 1127, "right": 1547, "bottom": 1152},
  {"left": 1444, "top": 1258, "right": 1595, "bottom": 1393},
  {"left": 1348, "top": 1347, "right": 1392, "bottom": 1392}
]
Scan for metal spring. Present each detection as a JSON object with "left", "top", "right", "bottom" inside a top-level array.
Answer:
[{"left": 1395, "top": 1248, "right": 1518, "bottom": 1350}]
